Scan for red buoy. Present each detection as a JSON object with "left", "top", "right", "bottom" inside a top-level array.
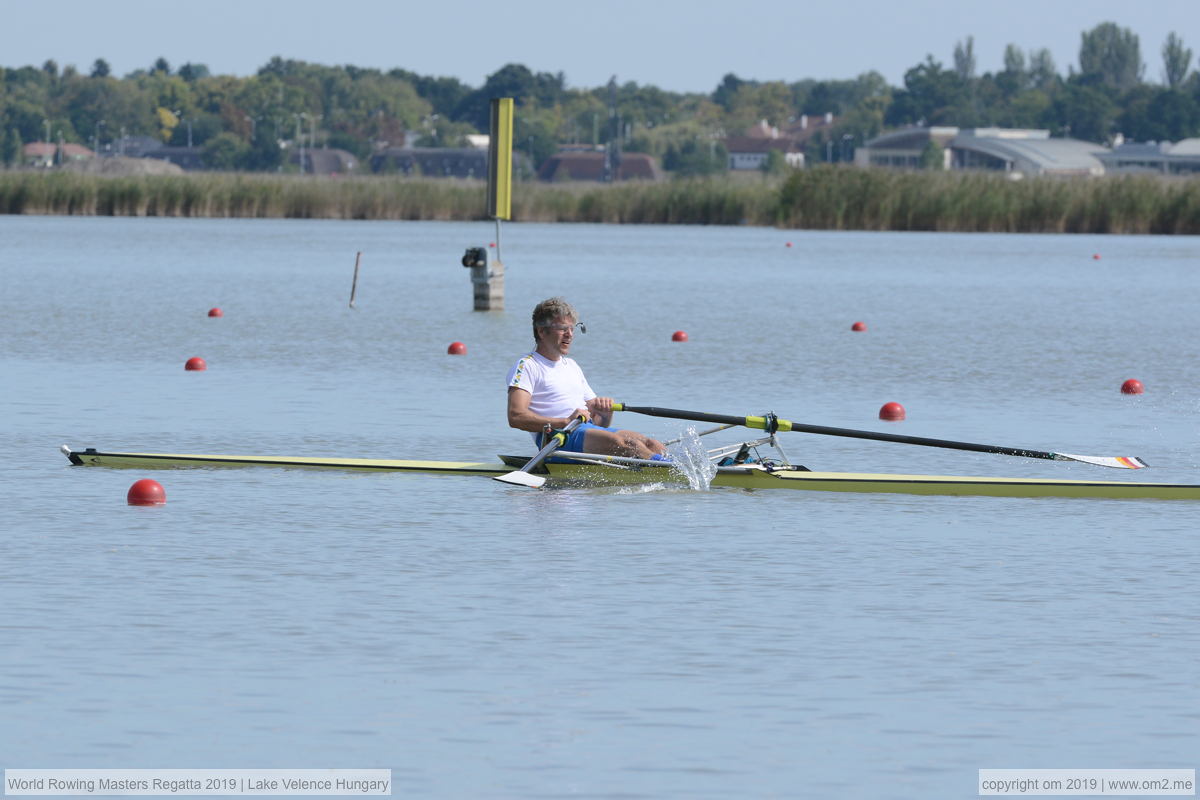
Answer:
[
  {"left": 127, "top": 479, "right": 166, "bottom": 506},
  {"left": 1120, "top": 379, "right": 1144, "bottom": 395},
  {"left": 851, "top": 321, "right": 867, "bottom": 332},
  {"left": 671, "top": 330, "right": 689, "bottom": 342},
  {"left": 207, "top": 307, "right": 223, "bottom": 317},
  {"left": 1093, "top": 253, "right": 1101, "bottom": 260},
  {"left": 185, "top": 357, "right": 207, "bottom": 371},
  {"left": 785, "top": 242, "right": 793, "bottom": 247},
  {"left": 447, "top": 342, "right": 467, "bottom": 355},
  {"left": 879, "top": 402, "right": 906, "bottom": 421}
]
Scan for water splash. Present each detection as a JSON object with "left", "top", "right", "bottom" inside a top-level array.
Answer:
[{"left": 668, "top": 426, "right": 718, "bottom": 490}]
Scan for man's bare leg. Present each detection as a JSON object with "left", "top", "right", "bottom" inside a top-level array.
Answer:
[{"left": 582, "top": 428, "right": 667, "bottom": 459}]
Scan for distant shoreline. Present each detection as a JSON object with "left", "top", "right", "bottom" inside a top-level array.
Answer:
[{"left": 3, "top": 169, "right": 1198, "bottom": 234}]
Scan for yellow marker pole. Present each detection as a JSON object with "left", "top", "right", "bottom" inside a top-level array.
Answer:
[
  {"left": 488, "top": 98, "right": 513, "bottom": 262},
  {"left": 488, "top": 98, "right": 513, "bottom": 223}
]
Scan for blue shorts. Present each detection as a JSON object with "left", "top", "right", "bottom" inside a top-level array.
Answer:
[{"left": 537, "top": 421, "right": 615, "bottom": 458}]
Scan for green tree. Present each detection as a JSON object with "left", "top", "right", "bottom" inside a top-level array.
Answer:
[
  {"left": 178, "top": 63, "right": 211, "bottom": 82},
  {"left": 725, "top": 81, "right": 794, "bottom": 131},
  {"left": 998, "top": 44, "right": 1027, "bottom": 96},
  {"left": 455, "top": 63, "right": 564, "bottom": 130},
  {"left": 626, "top": 118, "right": 710, "bottom": 159},
  {"left": 953, "top": 36, "right": 976, "bottom": 80},
  {"left": 919, "top": 139, "right": 945, "bottom": 170},
  {"left": 169, "top": 111, "right": 221, "bottom": 146},
  {"left": 1054, "top": 83, "right": 1116, "bottom": 141},
  {"left": 240, "top": 129, "right": 283, "bottom": 171},
  {"left": 202, "top": 132, "right": 247, "bottom": 169},
  {"left": 760, "top": 147, "right": 789, "bottom": 175},
  {"left": 607, "top": 81, "right": 680, "bottom": 130},
  {"left": 663, "top": 137, "right": 726, "bottom": 176},
  {"left": 1147, "top": 89, "right": 1200, "bottom": 140},
  {"left": 90, "top": 59, "right": 110, "bottom": 78},
  {"left": 389, "top": 70, "right": 471, "bottom": 121},
  {"left": 510, "top": 110, "right": 559, "bottom": 169},
  {"left": 1, "top": 128, "right": 21, "bottom": 166},
  {"left": 1028, "top": 48, "right": 1058, "bottom": 91},
  {"left": 797, "top": 72, "right": 889, "bottom": 116},
  {"left": 1000, "top": 89, "right": 1052, "bottom": 129},
  {"left": 1079, "top": 22, "right": 1143, "bottom": 91},
  {"left": 885, "top": 56, "right": 967, "bottom": 125},
  {"left": 711, "top": 73, "right": 745, "bottom": 112},
  {"left": 413, "top": 117, "right": 477, "bottom": 147},
  {"left": 1003, "top": 44, "right": 1026, "bottom": 77},
  {"left": 836, "top": 94, "right": 889, "bottom": 143},
  {"left": 1161, "top": 33, "right": 1193, "bottom": 89}
]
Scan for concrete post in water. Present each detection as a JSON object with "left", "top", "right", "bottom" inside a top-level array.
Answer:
[{"left": 462, "top": 246, "right": 503, "bottom": 311}]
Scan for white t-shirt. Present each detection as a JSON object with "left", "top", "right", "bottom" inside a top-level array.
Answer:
[{"left": 507, "top": 351, "right": 597, "bottom": 442}]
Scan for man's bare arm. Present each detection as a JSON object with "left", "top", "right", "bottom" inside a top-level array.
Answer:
[{"left": 507, "top": 386, "right": 587, "bottom": 432}]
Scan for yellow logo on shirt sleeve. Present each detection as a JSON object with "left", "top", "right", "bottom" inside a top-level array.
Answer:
[{"left": 509, "top": 356, "right": 530, "bottom": 387}]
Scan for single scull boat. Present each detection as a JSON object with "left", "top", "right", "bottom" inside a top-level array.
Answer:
[
  {"left": 60, "top": 402, "right": 1199, "bottom": 499},
  {"left": 60, "top": 445, "right": 1200, "bottom": 499}
]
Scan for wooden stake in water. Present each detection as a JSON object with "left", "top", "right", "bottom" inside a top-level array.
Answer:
[{"left": 349, "top": 251, "right": 362, "bottom": 308}]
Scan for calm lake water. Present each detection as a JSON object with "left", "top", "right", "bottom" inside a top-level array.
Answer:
[{"left": 2, "top": 215, "right": 1199, "bottom": 798}]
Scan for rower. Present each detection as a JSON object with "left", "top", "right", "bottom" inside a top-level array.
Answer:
[{"left": 506, "top": 297, "right": 666, "bottom": 459}]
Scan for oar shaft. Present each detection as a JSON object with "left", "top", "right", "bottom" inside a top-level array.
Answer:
[
  {"left": 613, "top": 403, "right": 1060, "bottom": 461},
  {"left": 781, "top": 421, "right": 1059, "bottom": 461}
]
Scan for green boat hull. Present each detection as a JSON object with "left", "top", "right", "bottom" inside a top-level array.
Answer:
[{"left": 61, "top": 446, "right": 1200, "bottom": 499}]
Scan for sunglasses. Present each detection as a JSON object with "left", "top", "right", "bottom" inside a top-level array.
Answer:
[{"left": 540, "top": 322, "right": 586, "bottom": 334}]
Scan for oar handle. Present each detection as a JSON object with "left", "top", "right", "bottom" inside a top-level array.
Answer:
[{"left": 612, "top": 403, "right": 748, "bottom": 428}]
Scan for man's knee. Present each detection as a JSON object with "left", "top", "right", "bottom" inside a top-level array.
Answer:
[
  {"left": 583, "top": 429, "right": 652, "bottom": 457},
  {"left": 618, "top": 431, "right": 665, "bottom": 458}
]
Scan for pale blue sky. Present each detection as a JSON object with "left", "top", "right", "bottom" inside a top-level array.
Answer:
[{"left": 3, "top": 0, "right": 1198, "bottom": 92}]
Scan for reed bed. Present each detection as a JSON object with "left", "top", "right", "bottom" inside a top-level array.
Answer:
[
  {"left": 776, "top": 167, "right": 1200, "bottom": 234},
  {"left": 4, "top": 169, "right": 1200, "bottom": 234}
]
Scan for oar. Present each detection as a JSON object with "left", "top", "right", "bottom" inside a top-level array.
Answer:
[
  {"left": 494, "top": 416, "right": 587, "bottom": 487},
  {"left": 612, "top": 403, "right": 1147, "bottom": 470}
]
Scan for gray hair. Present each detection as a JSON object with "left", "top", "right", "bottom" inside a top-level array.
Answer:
[{"left": 531, "top": 297, "right": 578, "bottom": 341}]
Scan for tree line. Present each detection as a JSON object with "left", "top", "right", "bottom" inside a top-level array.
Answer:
[{"left": 1, "top": 21, "right": 1197, "bottom": 175}]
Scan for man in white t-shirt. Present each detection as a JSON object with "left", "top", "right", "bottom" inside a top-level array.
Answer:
[{"left": 506, "top": 297, "right": 666, "bottom": 459}]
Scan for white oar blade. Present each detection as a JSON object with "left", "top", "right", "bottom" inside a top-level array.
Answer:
[
  {"left": 1058, "top": 453, "right": 1148, "bottom": 470},
  {"left": 493, "top": 471, "right": 547, "bottom": 488}
]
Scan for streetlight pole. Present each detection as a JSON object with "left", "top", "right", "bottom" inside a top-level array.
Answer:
[
  {"left": 294, "top": 113, "right": 306, "bottom": 173},
  {"left": 172, "top": 110, "right": 192, "bottom": 147}
]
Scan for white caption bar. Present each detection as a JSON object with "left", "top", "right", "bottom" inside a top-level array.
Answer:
[
  {"left": 980, "top": 770, "right": 1195, "bottom": 796},
  {"left": 4, "top": 770, "right": 391, "bottom": 796}
]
